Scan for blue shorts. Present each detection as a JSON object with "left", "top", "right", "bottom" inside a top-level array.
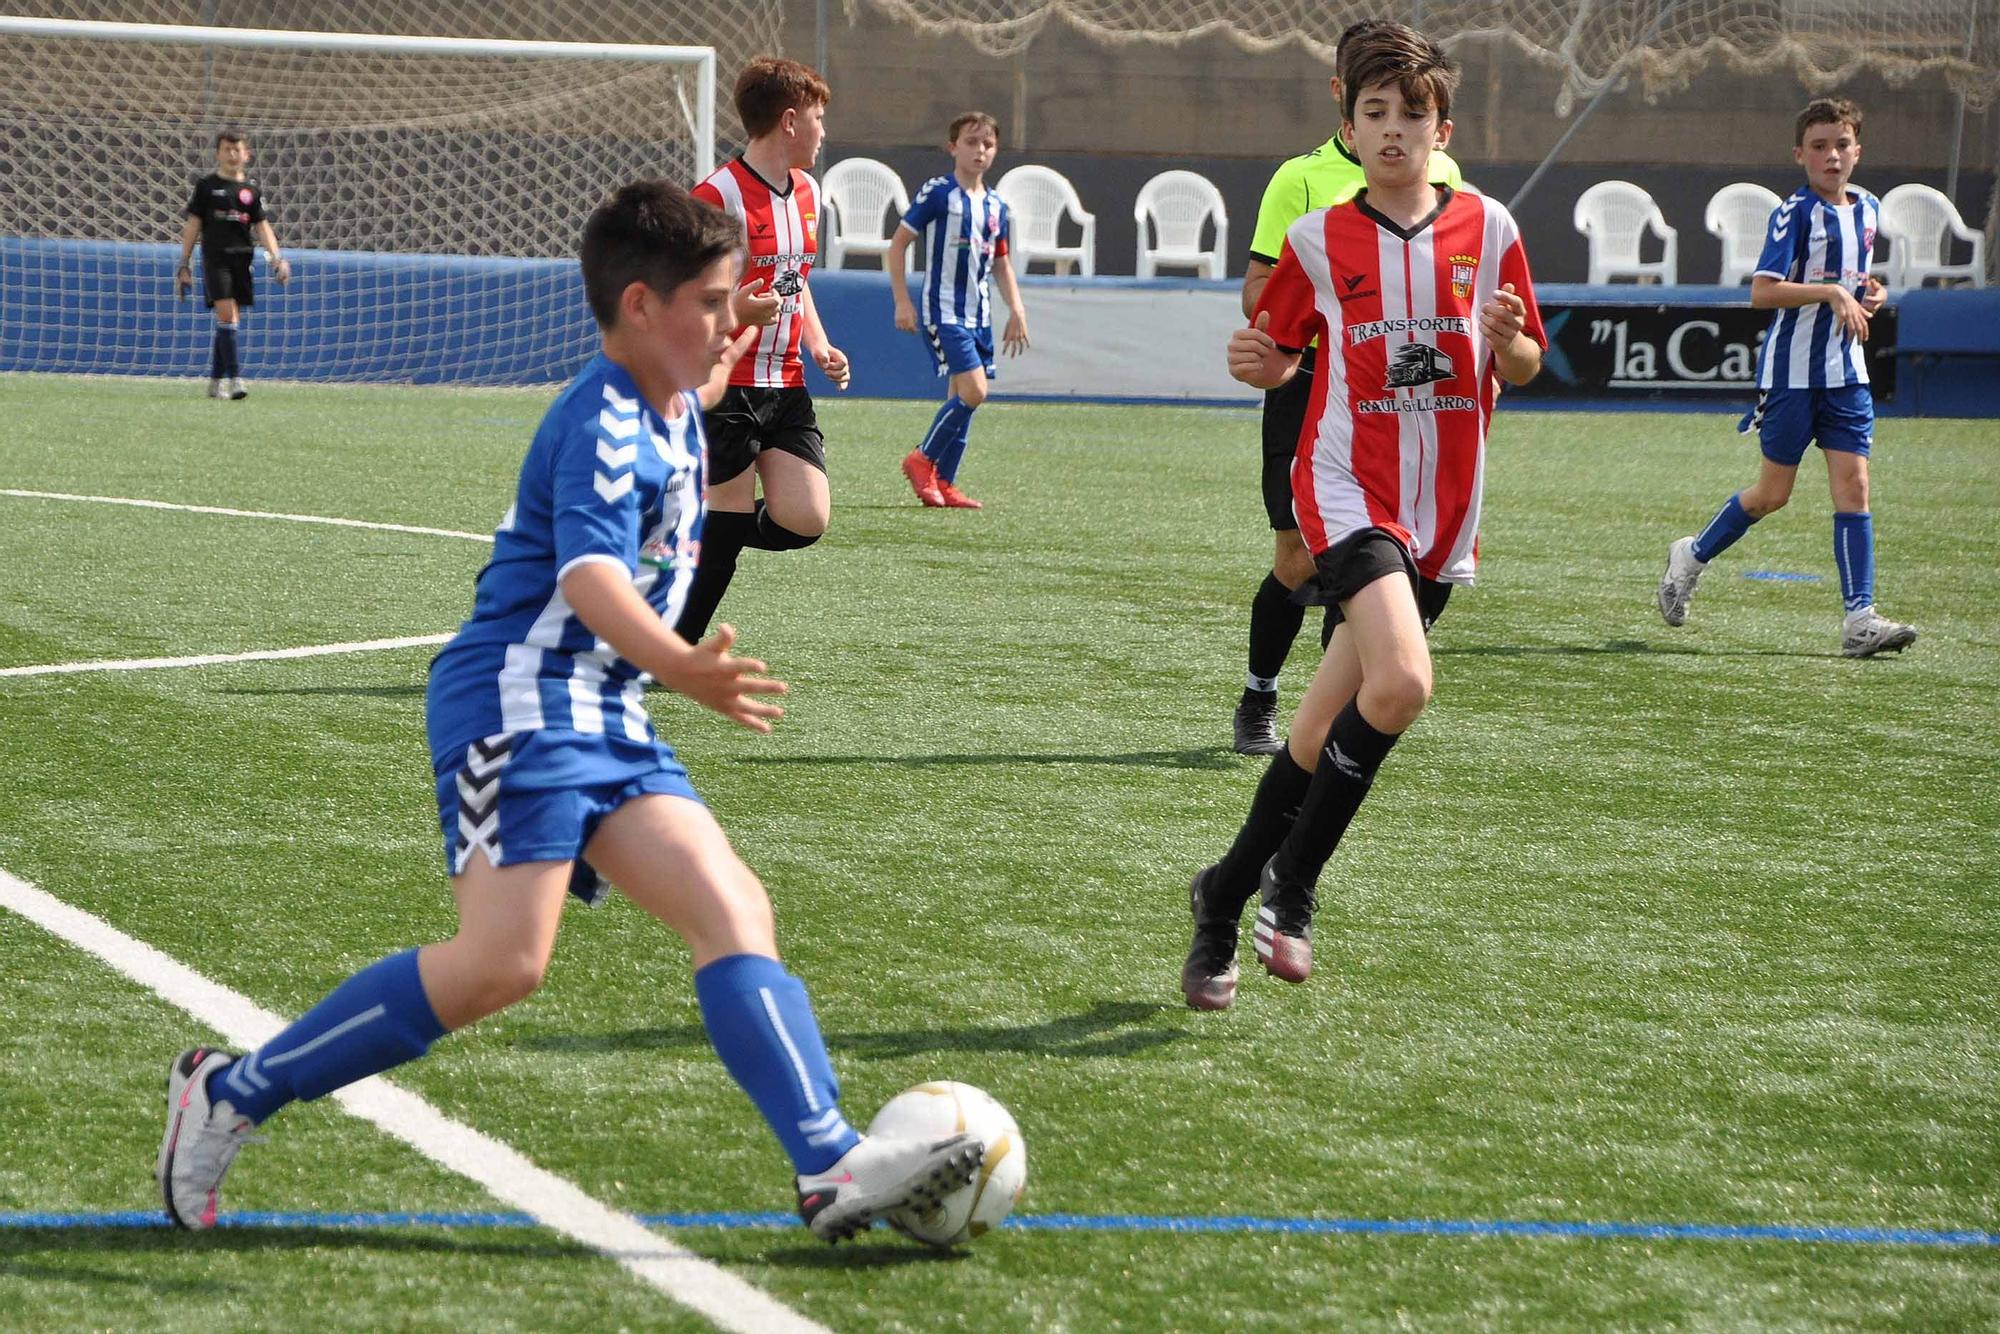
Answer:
[
  {"left": 925, "top": 323, "right": 996, "bottom": 379},
  {"left": 433, "top": 730, "right": 701, "bottom": 905},
  {"left": 1739, "top": 384, "right": 1873, "bottom": 466}
]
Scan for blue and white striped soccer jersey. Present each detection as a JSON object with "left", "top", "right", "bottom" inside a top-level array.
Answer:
[
  {"left": 1741, "top": 185, "right": 1880, "bottom": 462},
  {"left": 902, "top": 175, "right": 1011, "bottom": 332},
  {"left": 426, "top": 354, "right": 706, "bottom": 892}
]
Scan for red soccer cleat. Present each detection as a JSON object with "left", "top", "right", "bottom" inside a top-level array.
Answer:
[
  {"left": 901, "top": 450, "right": 946, "bottom": 507},
  {"left": 936, "top": 480, "right": 984, "bottom": 510}
]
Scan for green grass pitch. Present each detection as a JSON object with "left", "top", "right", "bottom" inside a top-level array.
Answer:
[{"left": 0, "top": 374, "right": 1995, "bottom": 1329}]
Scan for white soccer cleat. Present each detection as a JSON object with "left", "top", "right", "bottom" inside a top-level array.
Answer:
[
  {"left": 206, "top": 378, "right": 226, "bottom": 399},
  {"left": 1657, "top": 535, "right": 1706, "bottom": 627},
  {"left": 225, "top": 377, "right": 249, "bottom": 400},
  {"left": 795, "top": 1132, "right": 983, "bottom": 1243},
  {"left": 1841, "top": 606, "right": 1917, "bottom": 658},
  {"left": 157, "top": 1047, "right": 262, "bottom": 1230}
]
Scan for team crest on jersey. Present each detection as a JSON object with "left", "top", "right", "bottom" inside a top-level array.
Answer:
[
  {"left": 1449, "top": 253, "right": 1478, "bottom": 300},
  {"left": 1385, "top": 342, "right": 1455, "bottom": 388},
  {"left": 238, "top": 188, "right": 254, "bottom": 206}
]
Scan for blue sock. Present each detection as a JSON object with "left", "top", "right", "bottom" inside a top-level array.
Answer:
[
  {"left": 694, "top": 953, "right": 859, "bottom": 1175},
  {"left": 216, "top": 323, "right": 240, "bottom": 379},
  {"left": 1692, "top": 493, "right": 1756, "bottom": 564},
  {"left": 206, "top": 948, "right": 445, "bottom": 1124},
  {"left": 919, "top": 397, "right": 973, "bottom": 466},
  {"left": 937, "top": 404, "right": 977, "bottom": 484},
  {"left": 1834, "top": 511, "right": 1875, "bottom": 612},
  {"left": 209, "top": 327, "right": 227, "bottom": 380}
]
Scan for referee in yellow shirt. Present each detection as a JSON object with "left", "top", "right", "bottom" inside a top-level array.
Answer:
[{"left": 1230, "top": 19, "right": 1467, "bottom": 755}]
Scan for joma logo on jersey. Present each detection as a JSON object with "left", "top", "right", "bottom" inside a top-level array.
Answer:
[
  {"left": 1449, "top": 253, "right": 1478, "bottom": 299},
  {"left": 1384, "top": 343, "right": 1455, "bottom": 388}
]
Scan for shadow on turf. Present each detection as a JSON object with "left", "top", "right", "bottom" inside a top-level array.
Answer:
[
  {"left": 1437, "top": 639, "right": 1837, "bottom": 660},
  {"left": 0, "top": 1226, "right": 582, "bottom": 1272},
  {"left": 522, "top": 1000, "right": 1189, "bottom": 1061},
  {"left": 736, "top": 747, "right": 1240, "bottom": 770}
]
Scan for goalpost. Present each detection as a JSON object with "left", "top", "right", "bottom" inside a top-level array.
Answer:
[{"left": 0, "top": 17, "right": 718, "bottom": 384}]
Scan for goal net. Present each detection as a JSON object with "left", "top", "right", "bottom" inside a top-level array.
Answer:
[
  {"left": 0, "top": 16, "right": 734, "bottom": 384},
  {"left": 849, "top": 0, "right": 2000, "bottom": 113}
]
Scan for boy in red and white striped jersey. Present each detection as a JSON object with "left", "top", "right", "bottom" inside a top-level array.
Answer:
[
  {"left": 678, "top": 57, "right": 852, "bottom": 642},
  {"left": 1182, "top": 24, "right": 1545, "bottom": 1010}
]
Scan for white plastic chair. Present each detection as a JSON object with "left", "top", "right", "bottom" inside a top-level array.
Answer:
[
  {"left": 1877, "top": 183, "right": 1986, "bottom": 288},
  {"left": 1134, "top": 169, "right": 1228, "bottom": 279},
  {"left": 1704, "top": 183, "right": 1782, "bottom": 285},
  {"left": 994, "top": 164, "right": 1096, "bottom": 277},
  {"left": 1574, "top": 180, "right": 1679, "bottom": 284},
  {"left": 818, "top": 157, "right": 908, "bottom": 271}
]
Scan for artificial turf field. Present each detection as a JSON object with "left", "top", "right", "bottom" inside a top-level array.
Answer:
[{"left": 0, "top": 374, "right": 1995, "bottom": 1330}]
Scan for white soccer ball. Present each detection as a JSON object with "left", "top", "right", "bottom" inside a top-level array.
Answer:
[{"left": 867, "top": 1081, "right": 1026, "bottom": 1247}]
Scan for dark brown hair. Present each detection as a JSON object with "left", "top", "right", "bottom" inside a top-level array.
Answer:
[
  {"left": 734, "top": 56, "right": 830, "bottom": 139},
  {"left": 1796, "top": 97, "right": 1862, "bottom": 146},
  {"left": 1340, "top": 23, "right": 1459, "bottom": 124},
  {"left": 948, "top": 110, "right": 1000, "bottom": 144},
  {"left": 214, "top": 131, "right": 246, "bottom": 149},
  {"left": 579, "top": 180, "right": 742, "bottom": 329}
]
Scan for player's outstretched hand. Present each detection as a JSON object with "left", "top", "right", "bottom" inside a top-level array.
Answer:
[
  {"left": 675, "top": 623, "right": 789, "bottom": 732},
  {"left": 815, "top": 343, "right": 851, "bottom": 390},
  {"left": 1860, "top": 275, "right": 1888, "bottom": 316},
  {"left": 1227, "top": 312, "right": 1291, "bottom": 389},
  {"left": 699, "top": 327, "right": 760, "bottom": 409},
  {"left": 1828, "top": 285, "right": 1872, "bottom": 341},
  {"left": 174, "top": 263, "right": 191, "bottom": 301},
  {"left": 1480, "top": 282, "right": 1526, "bottom": 344},
  {"left": 273, "top": 257, "right": 292, "bottom": 286},
  {"left": 731, "top": 278, "right": 780, "bottom": 329},
  {"left": 1002, "top": 311, "right": 1030, "bottom": 356}
]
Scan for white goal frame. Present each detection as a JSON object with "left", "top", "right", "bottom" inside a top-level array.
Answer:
[{"left": 0, "top": 16, "right": 716, "bottom": 180}]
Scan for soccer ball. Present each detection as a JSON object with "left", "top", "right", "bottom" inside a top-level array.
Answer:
[{"left": 867, "top": 1081, "right": 1026, "bottom": 1247}]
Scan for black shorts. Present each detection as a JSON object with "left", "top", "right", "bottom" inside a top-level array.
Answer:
[
  {"left": 1260, "top": 344, "right": 1317, "bottom": 530},
  {"left": 1293, "top": 528, "right": 1455, "bottom": 634},
  {"left": 203, "top": 256, "right": 254, "bottom": 309},
  {"left": 704, "top": 385, "right": 826, "bottom": 487}
]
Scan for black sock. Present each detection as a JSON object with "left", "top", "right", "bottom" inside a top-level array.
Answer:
[
  {"left": 746, "top": 500, "right": 822, "bottom": 552},
  {"left": 217, "top": 324, "right": 240, "bottom": 378},
  {"left": 1210, "top": 749, "right": 1312, "bottom": 916},
  {"left": 210, "top": 328, "right": 227, "bottom": 380},
  {"left": 675, "top": 510, "right": 757, "bottom": 641},
  {"left": 1245, "top": 572, "right": 1305, "bottom": 700},
  {"left": 1268, "top": 701, "right": 1401, "bottom": 889}
]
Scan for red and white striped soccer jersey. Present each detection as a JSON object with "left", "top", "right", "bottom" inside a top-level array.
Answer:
[
  {"left": 1255, "top": 189, "right": 1545, "bottom": 584},
  {"left": 692, "top": 157, "right": 819, "bottom": 389}
]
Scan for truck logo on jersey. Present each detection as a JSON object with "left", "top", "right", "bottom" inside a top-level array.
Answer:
[
  {"left": 771, "top": 268, "right": 804, "bottom": 297},
  {"left": 1384, "top": 342, "right": 1456, "bottom": 388},
  {"left": 1449, "top": 253, "right": 1478, "bottom": 299}
]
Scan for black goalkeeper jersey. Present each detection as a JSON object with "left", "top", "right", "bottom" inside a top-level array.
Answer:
[{"left": 186, "top": 174, "right": 267, "bottom": 258}]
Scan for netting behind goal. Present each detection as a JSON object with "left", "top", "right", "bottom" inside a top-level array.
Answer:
[
  {"left": 851, "top": 0, "right": 2000, "bottom": 113},
  {"left": 0, "top": 3, "right": 780, "bottom": 385}
]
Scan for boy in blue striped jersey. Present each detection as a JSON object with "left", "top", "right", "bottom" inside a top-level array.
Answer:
[
  {"left": 155, "top": 180, "right": 978, "bottom": 1242},
  {"left": 1658, "top": 98, "right": 1916, "bottom": 658},
  {"left": 887, "top": 111, "right": 1031, "bottom": 509}
]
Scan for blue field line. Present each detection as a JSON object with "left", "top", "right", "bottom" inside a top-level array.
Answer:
[
  {"left": 1743, "top": 570, "right": 1825, "bottom": 582},
  {"left": 2, "top": 1209, "right": 1992, "bottom": 1248}
]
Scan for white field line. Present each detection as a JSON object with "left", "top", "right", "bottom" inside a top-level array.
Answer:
[
  {"left": 0, "top": 489, "right": 492, "bottom": 543},
  {"left": 0, "top": 634, "right": 454, "bottom": 678},
  {"left": 0, "top": 489, "right": 487, "bottom": 678},
  {"left": 0, "top": 867, "right": 826, "bottom": 1334}
]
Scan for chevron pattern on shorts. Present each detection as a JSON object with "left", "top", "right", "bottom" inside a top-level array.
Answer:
[{"left": 452, "top": 733, "right": 512, "bottom": 874}]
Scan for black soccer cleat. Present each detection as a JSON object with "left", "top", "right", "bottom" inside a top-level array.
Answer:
[
  {"left": 1181, "top": 864, "right": 1242, "bottom": 1010},
  {"left": 1253, "top": 857, "right": 1316, "bottom": 983},
  {"left": 1232, "top": 694, "right": 1285, "bottom": 756}
]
